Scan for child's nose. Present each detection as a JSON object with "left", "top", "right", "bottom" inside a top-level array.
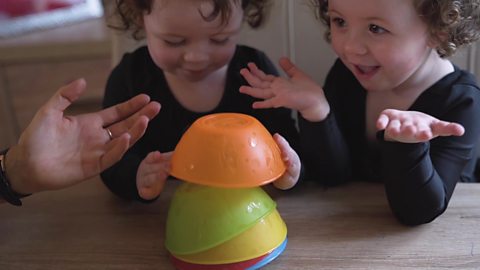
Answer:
[
  {"left": 344, "top": 32, "right": 368, "bottom": 55},
  {"left": 183, "top": 50, "right": 209, "bottom": 63}
]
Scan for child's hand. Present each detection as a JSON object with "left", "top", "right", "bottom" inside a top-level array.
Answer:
[
  {"left": 240, "top": 57, "right": 330, "bottom": 122},
  {"left": 272, "top": 134, "right": 301, "bottom": 190},
  {"left": 136, "top": 151, "right": 172, "bottom": 200},
  {"left": 376, "top": 109, "right": 465, "bottom": 143}
]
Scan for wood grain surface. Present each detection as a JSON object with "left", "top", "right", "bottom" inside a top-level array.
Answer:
[{"left": 1, "top": 179, "right": 479, "bottom": 269}]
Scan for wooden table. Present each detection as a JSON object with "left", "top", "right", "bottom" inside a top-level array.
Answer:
[{"left": 1, "top": 179, "right": 479, "bottom": 269}]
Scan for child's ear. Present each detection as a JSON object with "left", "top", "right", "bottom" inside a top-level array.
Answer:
[
  {"left": 427, "top": 36, "right": 438, "bottom": 48},
  {"left": 427, "top": 31, "right": 447, "bottom": 48}
]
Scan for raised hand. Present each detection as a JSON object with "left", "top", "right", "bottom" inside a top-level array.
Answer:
[
  {"left": 272, "top": 134, "right": 301, "bottom": 190},
  {"left": 6, "top": 78, "right": 161, "bottom": 194},
  {"left": 136, "top": 151, "right": 172, "bottom": 200},
  {"left": 376, "top": 109, "right": 465, "bottom": 143},
  {"left": 239, "top": 57, "right": 330, "bottom": 122}
]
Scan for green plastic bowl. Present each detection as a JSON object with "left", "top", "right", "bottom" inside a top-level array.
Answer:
[
  {"left": 173, "top": 209, "right": 287, "bottom": 265},
  {"left": 165, "top": 183, "right": 276, "bottom": 255}
]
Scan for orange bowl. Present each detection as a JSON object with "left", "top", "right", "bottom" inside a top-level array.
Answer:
[{"left": 171, "top": 113, "right": 285, "bottom": 188}]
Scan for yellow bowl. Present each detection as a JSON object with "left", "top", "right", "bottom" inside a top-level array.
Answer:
[
  {"left": 165, "top": 183, "right": 276, "bottom": 255},
  {"left": 171, "top": 113, "right": 286, "bottom": 188},
  {"left": 172, "top": 209, "right": 287, "bottom": 265}
]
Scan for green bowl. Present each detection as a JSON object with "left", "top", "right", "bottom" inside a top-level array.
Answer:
[{"left": 165, "top": 183, "right": 276, "bottom": 255}]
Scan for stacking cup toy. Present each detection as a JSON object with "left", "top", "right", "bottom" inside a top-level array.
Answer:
[
  {"left": 174, "top": 209, "right": 287, "bottom": 264},
  {"left": 171, "top": 113, "right": 286, "bottom": 188},
  {"left": 170, "top": 238, "right": 288, "bottom": 270},
  {"left": 165, "top": 183, "right": 276, "bottom": 255},
  {"left": 167, "top": 113, "right": 288, "bottom": 269}
]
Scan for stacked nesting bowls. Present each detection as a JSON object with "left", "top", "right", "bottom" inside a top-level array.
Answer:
[{"left": 166, "top": 113, "right": 288, "bottom": 269}]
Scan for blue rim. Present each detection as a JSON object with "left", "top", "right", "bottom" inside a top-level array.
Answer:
[{"left": 246, "top": 237, "right": 287, "bottom": 270}]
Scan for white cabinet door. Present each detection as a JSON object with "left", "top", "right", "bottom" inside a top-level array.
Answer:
[{"left": 239, "top": 0, "right": 335, "bottom": 85}]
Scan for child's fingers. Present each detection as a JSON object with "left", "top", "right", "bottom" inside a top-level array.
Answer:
[
  {"left": 377, "top": 109, "right": 403, "bottom": 130},
  {"left": 239, "top": 86, "right": 275, "bottom": 100},
  {"left": 247, "top": 63, "right": 275, "bottom": 82},
  {"left": 145, "top": 151, "right": 162, "bottom": 164},
  {"left": 431, "top": 121, "right": 465, "bottom": 137},
  {"left": 161, "top": 151, "right": 173, "bottom": 169},
  {"left": 278, "top": 57, "right": 299, "bottom": 78},
  {"left": 274, "top": 134, "right": 292, "bottom": 160},
  {"left": 137, "top": 151, "right": 170, "bottom": 179},
  {"left": 240, "top": 68, "right": 271, "bottom": 88},
  {"left": 273, "top": 133, "right": 301, "bottom": 175},
  {"left": 376, "top": 113, "right": 390, "bottom": 130},
  {"left": 415, "top": 129, "right": 433, "bottom": 141},
  {"left": 273, "top": 133, "right": 301, "bottom": 190},
  {"left": 137, "top": 151, "right": 169, "bottom": 200},
  {"left": 137, "top": 173, "right": 167, "bottom": 200},
  {"left": 252, "top": 98, "right": 278, "bottom": 109}
]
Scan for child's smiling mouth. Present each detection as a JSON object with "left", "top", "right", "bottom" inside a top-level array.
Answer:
[{"left": 354, "top": 64, "right": 380, "bottom": 77}]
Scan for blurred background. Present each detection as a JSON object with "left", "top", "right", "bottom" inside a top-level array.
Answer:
[{"left": 0, "top": 0, "right": 478, "bottom": 150}]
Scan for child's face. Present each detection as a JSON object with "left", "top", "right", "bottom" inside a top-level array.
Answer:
[
  {"left": 143, "top": 0, "right": 243, "bottom": 82},
  {"left": 328, "top": 0, "right": 434, "bottom": 92}
]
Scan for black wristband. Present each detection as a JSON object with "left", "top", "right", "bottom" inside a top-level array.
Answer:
[{"left": 0, "top": 148, "right": 29, "bottom": 206}]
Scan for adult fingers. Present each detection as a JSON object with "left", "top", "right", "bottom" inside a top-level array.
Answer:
[
  {"left": 98, "top": 133, "right": 131, "bottom": 172},
  {"left": 45, "top": 78, "right": 86, "bottom": 113},
  {"left": 106, "top": 101, "right": 161, "bottom": 138},
  {"left": 99, "top": 94, "right": 152, "bottom": 127},
  {"left": 124, "top": 115, "right": 150, "bottom": 147}
]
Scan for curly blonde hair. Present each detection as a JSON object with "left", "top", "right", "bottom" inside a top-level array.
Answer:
[
  {"left": 109, "top": 0, "right": 270, "bottom": 40},
  {"left": 311, "top": 0, "right": 480, "bottom": 57}
]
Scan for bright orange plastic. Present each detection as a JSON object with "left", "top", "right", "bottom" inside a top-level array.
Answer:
[{"left": 171, "top": 113, "right": 286, "bottom": 188}]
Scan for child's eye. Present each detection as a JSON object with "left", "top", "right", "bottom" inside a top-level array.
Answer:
[
  {"left": 369, "top": 24, "right": 387, "bottom": 34},
  {"left": 330, "top": 17, "right": 346, "bottom": 28},
  {"left": 164, "top": 39, "right": 186, "bottom": 47},
  {"left": 211, "top": 37, "right": 230, "bottom": 45}
]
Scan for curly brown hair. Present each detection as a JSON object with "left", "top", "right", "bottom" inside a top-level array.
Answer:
[
  {"left": 109, "top": 0, "right": 270, "bottom": 40},
  {"left": 310, "top": 0, "right": 480, "bottom": 57}
]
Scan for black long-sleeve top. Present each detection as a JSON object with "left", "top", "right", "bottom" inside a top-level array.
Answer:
[
  {"left": 299, "top": 59, "right": 480, "bottom": 225},
  {"left": 101, "top": 45, "right": 299, "bottom": 202}
]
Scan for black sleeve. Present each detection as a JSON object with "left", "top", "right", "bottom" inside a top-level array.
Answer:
[
  {"left": 380, "top": 84, "right": 480, "bottom": 225},
  {"left": 299, "top": 113, "right": 351, "bottom": 185},
  {"left": 100, "top": 54, "right": 154, "bottom": 202},
  {"left": 298, "top": 60, "right": 352, "bottom": 185}
]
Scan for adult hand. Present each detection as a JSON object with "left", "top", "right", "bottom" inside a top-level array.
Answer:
[
  {"left": 376, "top": 109, "right": 464, "bottom": 143},
  {"left": 5, "top": 78, "right": 161, "bottom": 194},
  {"left": 239, "top": 57, "right": 330, "bottom": 122}
]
